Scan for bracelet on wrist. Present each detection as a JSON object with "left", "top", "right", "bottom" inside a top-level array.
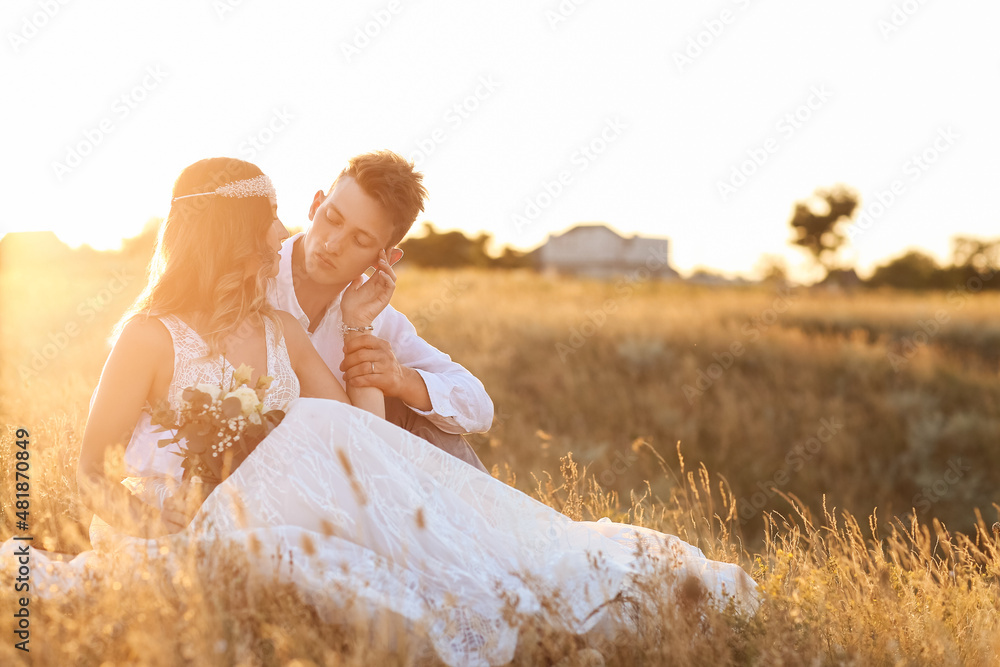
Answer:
[{"left": 341, "top": 323, "right": 374, "bottom": 336}]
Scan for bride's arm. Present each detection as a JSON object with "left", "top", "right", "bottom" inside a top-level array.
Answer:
[
  {"left": 278, "top": 311, "right": 386, "bottom": 418},
  {"left": 77, "top": 318, "right": 184, "bottom": 538}
]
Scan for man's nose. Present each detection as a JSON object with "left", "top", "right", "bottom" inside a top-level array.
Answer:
[{"left": 324, "top": 232, "right": 343, "bottom": 255}]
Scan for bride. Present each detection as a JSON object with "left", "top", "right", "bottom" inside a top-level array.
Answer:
[{"left": 3, "top": 158, "right": 758, "bottom": 666}]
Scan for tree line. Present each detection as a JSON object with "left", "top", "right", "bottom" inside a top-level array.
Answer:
[
  {"left": 786, "top": 184, "right": 1000, "bottom": 290},
  {"left": 97, "top": 193, "right": 999, "bottom": 291}
]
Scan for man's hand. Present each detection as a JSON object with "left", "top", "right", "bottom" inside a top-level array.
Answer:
[
  {"left": 341, "top": 335, "right": 433, "bottom": 411},
  {"left": 341, "top": 334, "right": 408, "bottom": 397},
  {"left": 340, "top": 249, "right": 400, "bottom": 327}
]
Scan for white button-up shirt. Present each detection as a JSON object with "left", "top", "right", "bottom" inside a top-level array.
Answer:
[{"left": 269, "top": 232, "right": 494, "bottom": 434}]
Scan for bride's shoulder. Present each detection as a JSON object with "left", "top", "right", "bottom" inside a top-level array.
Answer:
[
  {"left": 272, "top": 309, "right": 301, "bottom": 328},
  {"left": 115, "top": 315, "right": 173, "bottom": 356},
  {"left": 272, "top": 310, "right": 308, "bottom": 352},
  {"left": 272, "top": 310, "right": 308, "bottom": 337}
]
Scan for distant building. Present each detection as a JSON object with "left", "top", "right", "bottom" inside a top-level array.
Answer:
[{"left": 534, "top": 224, "right": 678, "bottom": 279}]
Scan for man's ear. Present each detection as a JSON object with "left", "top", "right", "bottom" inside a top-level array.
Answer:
[
  {"left": 388, "top": 247, "right": 403, "bottom": 266},
  {"left": 307, "top": 190, "right": 326, "bottom": 221}
]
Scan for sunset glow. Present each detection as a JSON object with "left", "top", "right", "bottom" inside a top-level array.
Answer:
[{"left": 4, "top": 0, "right": 997, "bottom": 280}]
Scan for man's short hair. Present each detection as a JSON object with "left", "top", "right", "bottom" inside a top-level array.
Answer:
[{"left": 331, "top": 150, "right": 428, "bottom": 247}]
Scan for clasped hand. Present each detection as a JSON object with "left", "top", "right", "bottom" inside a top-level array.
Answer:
[
  {"left": 341, "top": 334, "right": 407, "bottom": 396},
  {"left": 154, "top": 487, "right": 201, "bottom": 536}
]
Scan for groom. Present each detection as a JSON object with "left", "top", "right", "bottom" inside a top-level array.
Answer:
[{"left": 271, "top": 150, "right": 492, "bottom": 472}]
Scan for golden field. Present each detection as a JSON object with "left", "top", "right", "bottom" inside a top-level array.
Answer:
[{"left": 2, "top": 244, "right": 999, "bottom": 666}]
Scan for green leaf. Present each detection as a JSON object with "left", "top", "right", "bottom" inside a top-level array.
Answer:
[
  {"left": 243, "top": 423, "right": 264, "bottom": 445},
  {"left": 221, "top": 396, "right": 243, "bottom": 420},
  {"left": 182, "top": 388, "right": 212, "bottom": 411},
  {"left": 185, "top": 431, "right": 209, "bottom": 455},
  {"left": 263, "top": 409, "right": 285, "bottom": 428}
]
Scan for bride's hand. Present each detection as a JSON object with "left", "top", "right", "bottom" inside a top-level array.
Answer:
[
  {"left": 140, "top": 505, "right": 191, "bottom": 538},
  {"left": 157, "top": 494, "right": 197, "bottom": 534},
  {"left": 340, "top": 249, "right": 400, "bottom": 328}
]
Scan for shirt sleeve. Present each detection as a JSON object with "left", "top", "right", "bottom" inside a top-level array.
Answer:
[{"left": 375, "top": 305, "right": 494, "bottom": 434}]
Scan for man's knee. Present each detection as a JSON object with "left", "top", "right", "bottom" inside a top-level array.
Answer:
[
  {"left": 386, "top": 397, "right": 487, "bottom": 472},
  {"left": 420, "top": 428, "right": 488, "bottom": 473}
]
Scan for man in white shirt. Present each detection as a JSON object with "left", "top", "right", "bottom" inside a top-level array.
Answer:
[{"left": 270, "top": 150, "right": 492, "bottom": 472}]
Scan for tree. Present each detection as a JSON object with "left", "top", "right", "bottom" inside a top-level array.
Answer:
[
  {"left": 867, "top": 250, "right": 943, "bottom": 290},
  {"left": 942, "top": 236, "right": 1000, "bottom": 291},
  {"left": 951, "top": 236, "right": 1000, "bottom": 275},
  {"left": 754, "top": 254, "right": 788, "bottom": 284},
  {"left": 491, "top": 246, "right": 534, "bottom": 270},
  {"left": 398, "top": 222, "right": 493, "bottom": 268},
  {"left": 788, "top": 185, "right": 860, "bottom": 274}
]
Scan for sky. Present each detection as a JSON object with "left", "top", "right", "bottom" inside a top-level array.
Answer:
[{"left": 2, "top": 0, "right": 997, "bottom": 281}]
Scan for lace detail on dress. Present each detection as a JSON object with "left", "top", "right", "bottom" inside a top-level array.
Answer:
[
  {"left": 119, "top": 314, "right": 300, "bottom": 510},
  {"left": 159, "top": 314, "right": 299, "bottom": 412},
  {"left": 187, "top": 398, "right": 760, "bottom": 665},
  {"left": 15, "top": 364, "right": 760, "bottom": 667}
]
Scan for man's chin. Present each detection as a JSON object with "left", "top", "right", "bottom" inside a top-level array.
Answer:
[{"left": 305, "top": 263, "right": 347, "bottom": 287}]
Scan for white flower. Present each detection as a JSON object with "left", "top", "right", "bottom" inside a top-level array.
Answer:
[
  {"left": 232, "top": 364, "right": 253, "bottom": 387},
  {"left": 248, "top": 412, "right": 262, "bottom": 425},
  {"left": 226, "top": 385, "right": 261, "bottom": 417},
  {"left": 195, "top": 383, "right": 222, "bottom": 401}
]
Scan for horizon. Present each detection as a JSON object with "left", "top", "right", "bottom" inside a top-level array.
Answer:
[
  {"left": 4, "top": 1, "right": 997, "bottom": 282},
  {"left": 1, "top": 218, "right": 988, "bottom": 285}
]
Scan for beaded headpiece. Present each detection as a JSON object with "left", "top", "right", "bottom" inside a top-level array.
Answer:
[{"left": 171, "top": 174, "right": 275, "bottom": 202}]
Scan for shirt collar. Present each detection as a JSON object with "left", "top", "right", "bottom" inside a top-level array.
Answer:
[
  {"left": 277, "top": 233, "right": 307, "bottom": 324},
  {"left": 278, "top": 231, "right": 349, "bottom": 330}
]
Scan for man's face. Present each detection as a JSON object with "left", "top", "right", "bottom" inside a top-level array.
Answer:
[{"left": 302, "top": 175, "right": 394, "bottom": 286}]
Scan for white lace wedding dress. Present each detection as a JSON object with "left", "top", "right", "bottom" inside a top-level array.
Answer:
[{"left": 0, "top": 315, "right": 759, "bottom": 666}]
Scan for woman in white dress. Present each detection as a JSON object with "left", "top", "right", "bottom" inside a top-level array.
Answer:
[{"left": 2, "top": 158, "right": 758, "bottom": 666}]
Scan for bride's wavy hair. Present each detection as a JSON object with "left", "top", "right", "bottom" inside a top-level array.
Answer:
[{"left": 114, "top": 157, "right": 280, "bottom": 354}]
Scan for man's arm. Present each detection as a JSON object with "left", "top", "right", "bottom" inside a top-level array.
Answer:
[{"left": 341, "top": 304, "right": 494, "bottom": 434}]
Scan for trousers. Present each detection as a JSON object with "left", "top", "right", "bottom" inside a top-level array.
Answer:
[{"left": 383, "top": 396, "right": 488, "bottom": 473}]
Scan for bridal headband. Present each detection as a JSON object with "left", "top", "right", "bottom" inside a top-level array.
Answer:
[{"left": 171, "top": 174, "right": 275, "bottom": 202}]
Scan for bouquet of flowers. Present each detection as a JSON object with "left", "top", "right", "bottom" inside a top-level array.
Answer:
[{"left": 150, "top": 364, "right": 285, "bottom": 500}]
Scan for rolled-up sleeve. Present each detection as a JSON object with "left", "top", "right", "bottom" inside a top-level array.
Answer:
[{"left": 376, "top": 306, "right": 494, "bottom": 434}]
